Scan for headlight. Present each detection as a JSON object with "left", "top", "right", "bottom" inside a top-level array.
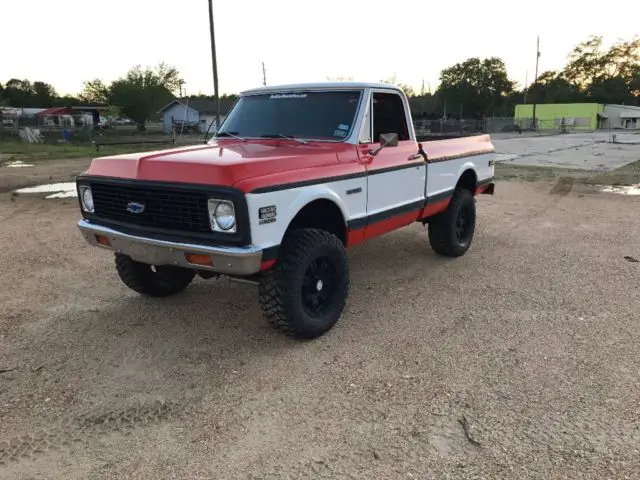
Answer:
[
  {"left": 207, "top": 199, "right": 236, "bottom": 233},
  {"left": 79, "top": 186, "right": 94, "bottom": 212}
]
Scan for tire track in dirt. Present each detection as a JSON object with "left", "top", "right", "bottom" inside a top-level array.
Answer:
[{"left": 0, "top": 400, "right": 184, "bottom": 467}]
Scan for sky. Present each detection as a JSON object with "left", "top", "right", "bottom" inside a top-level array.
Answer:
[{"left": 2, "top": 0, "right": 638, "bottom": 96}]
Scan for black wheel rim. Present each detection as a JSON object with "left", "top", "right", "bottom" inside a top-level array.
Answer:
[
  {"left": 301, "top": 256, "right": 337, "bottom": 317},
  {"left": 455, "top": 204, "right": 473, "bottom": 244}
]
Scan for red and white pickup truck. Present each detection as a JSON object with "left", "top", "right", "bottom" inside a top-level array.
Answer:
[{"left": 76, "top": 82, "right": 495, "bottom": 339}]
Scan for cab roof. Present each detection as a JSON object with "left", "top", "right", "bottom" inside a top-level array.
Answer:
[{"left": 241, "top": 82, "right": 403, "bottom": 95}]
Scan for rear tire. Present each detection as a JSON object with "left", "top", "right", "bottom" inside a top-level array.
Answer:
[
  {"left": 428, "top": 189, "right": 476, "bottom": 257},
  {"left": 259, "top": 228, "right": 349, "bottom": 339},
  {"left": 115, "top": 254, "right": 195, "bottom": 297}
]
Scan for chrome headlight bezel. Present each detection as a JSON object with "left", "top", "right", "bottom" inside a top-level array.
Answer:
[
  {"left": 207, "top": 198, "right": 236, "bottom": 233},
  {"left": 79, "top": 185, "right": 95, "bottom": 213}
]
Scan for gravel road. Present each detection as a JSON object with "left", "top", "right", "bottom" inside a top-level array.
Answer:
[{"left": 1, "top": 167, "right": 639, "bottom": 479}]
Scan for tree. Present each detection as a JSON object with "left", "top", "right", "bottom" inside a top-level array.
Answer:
[
  {"left": 437, "top": 57, "right": 516, "bottom": 117},
  {"left": 526, "top": 71, "right": 586, "bottom": 104},
  {"left": 2, "top": 79, "right": 35, "bottom": 107},
  {"left": 80, "top": 79, "right": 110, "bottom": 104},
  {"left": 106, "top": 63, "right": 183, "bottom": 128},
  {"left": 408, "top": 93, "right": 439, "bottom": 118},
  {"left": 51, "top": 95, "right": 83, "bottom": 107},
  {"left": 33, "top": 81, "right": 57, "bottom": 107},
  {"left": 563, "top": 35, "right": 640, "bottom": 104}
]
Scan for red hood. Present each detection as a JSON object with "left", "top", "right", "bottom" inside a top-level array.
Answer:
[{"left": 84, "top": 140, "right": 354, "bottom": 190}]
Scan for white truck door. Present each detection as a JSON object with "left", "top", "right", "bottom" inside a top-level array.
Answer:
[{"left": 357, "top": 90, "right": 426, "bottom": 239}]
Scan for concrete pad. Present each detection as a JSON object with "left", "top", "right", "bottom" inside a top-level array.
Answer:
[{"left": 491, "top": 131, "right": 640, "bottom": 171}]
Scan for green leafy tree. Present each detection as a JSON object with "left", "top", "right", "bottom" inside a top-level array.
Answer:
[
  {"left": 563, "top": 35, "right": 640, "bottom": 104},
  {"left": 32, "top": 81, "right": 57, "bottom": 107},
  {"left": 438, "top": 57, "right": 516, "bottom": 116},
  {"left": 2, "top": 79, "right": 35, "bottom": 107},
  {"left": 409, "top": 93, "right": 439, "bottom": 118},
  {"left": 108, "top": 63, "right": 183, "bottom": 128},
  {"left": 527, "top": 71, "right": 586, "bottom": 104},
  {"left": 51, "top": 95, "right": 83, "bottom": 107},
  {"left": 80, "top": 79, "right": 110, "bottom": 104}
]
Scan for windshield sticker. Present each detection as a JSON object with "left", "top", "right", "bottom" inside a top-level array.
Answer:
[
  {"left": 270, "top": 93, "right": 307, "bottom": 99},
  {"left": 338, "top": 124, "right": 349, "bottom": 131},
  {"left": 333, "top": 129, "right": 347, "bottom": 138}
]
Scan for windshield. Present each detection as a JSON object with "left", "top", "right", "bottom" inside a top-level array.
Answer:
[{"left": 217, "top": 90, "right": 362, "bottom": 142}]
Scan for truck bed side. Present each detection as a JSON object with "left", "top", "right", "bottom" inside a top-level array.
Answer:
[{"left": 421, "top": 134, "right": 495, "bottom": 201}]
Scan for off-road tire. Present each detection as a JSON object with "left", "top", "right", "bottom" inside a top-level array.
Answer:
[
  {"left": 115, "top": 254, "right": 195, "bottom": 297},
  {"left": 428, "top": 188, "right": 476, "bottom": 257},
  {"left": 259, "top": 228, "right": 349, "bottom": 339}
]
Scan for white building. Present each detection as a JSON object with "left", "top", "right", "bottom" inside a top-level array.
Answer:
[
  {"left": 601, "top": 104, "right": 640, "bottom": 130},
  {"left": 158, "top": 99, "right": 227, "bottom": 135}
]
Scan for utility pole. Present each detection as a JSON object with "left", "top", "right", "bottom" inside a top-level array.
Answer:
[
  {"left": 523, "top": 71, "right": 528, "bottom": 104},
  {"left": 207, "top": 0, "right": 220, "bottom": 129},
  {"left": 531, "top": 36, "right": 540, "bottom": 131},
  {"left": 262, "top": 62, "right": 267, "bottom": 86}
]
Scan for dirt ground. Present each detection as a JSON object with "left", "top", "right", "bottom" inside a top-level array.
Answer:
[{"left": 1, "top": 159, "right": 640, "bottom": 479}]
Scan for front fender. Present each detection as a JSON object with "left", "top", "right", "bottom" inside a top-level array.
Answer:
[{"left": 245, "top": 185, "right": 350, "bottom": 249}]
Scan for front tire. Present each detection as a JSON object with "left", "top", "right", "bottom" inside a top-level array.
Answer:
[
  {"left": 428, "top": 188, "right": 476, "bottom": 257},
  {"left": 115, "top": 254, "right": 195, "bottom": 297},
  {"left": 259, "top": 228, "right": 349, "bottom": 339}
]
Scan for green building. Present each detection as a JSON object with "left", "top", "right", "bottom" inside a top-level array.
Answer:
[{"left": 514, "top": 103, "right": 606, "bottom": 131}]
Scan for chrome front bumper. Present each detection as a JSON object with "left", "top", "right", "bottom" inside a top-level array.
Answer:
[{"left": 78, "top": 219, "right": 264, "bottom": 276}]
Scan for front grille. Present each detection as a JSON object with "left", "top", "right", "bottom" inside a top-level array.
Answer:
[{"left": 90, "top": 183, "right": 212, "bottom": 234}]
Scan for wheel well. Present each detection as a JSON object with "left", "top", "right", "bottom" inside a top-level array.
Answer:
[
  {"left": 456, "top": 169, "right": 477, "bottom": 193},
  {"left": 285, "top": 199, "right": 347, "bottom": 245}
]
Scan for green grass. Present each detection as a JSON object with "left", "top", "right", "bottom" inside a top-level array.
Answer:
[
  {"left": 495, "top": 160, "right": 640, "bottom": 186},
  {"left": 0, "top": 139, "right": 194, "bottom": 161}
]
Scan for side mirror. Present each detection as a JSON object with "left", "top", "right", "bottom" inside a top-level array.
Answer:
[
  {"left": 379, "top": 133, "right": 399, "bottom": 147},
  {"left": 370, "top": 133, "right": 399, "bottom": 156}
]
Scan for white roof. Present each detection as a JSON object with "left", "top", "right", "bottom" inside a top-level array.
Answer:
[{"left": 241, "top": 81, "right": 402, "bottom": 95}]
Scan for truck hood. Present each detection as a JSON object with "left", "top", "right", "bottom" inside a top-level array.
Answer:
[{"left": 84, "top": 140, "right": 348, "bottom": 190}]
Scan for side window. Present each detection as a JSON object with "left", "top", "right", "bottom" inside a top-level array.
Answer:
[{"left": 372, "top": 92, "right": 409, "bottom": 142}]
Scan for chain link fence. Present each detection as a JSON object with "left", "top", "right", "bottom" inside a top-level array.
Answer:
[
  {"left": 0, "top": 113, "right": 173, "bottom": 145},
  {"left": 411, "top": 116, "right": 596, "bottom": 137},
  {"left": 2, "top": 111, "right": 595, "bottom": 145},
  {"left": 514, "top": 116, "right": 594, "bottom": 133},
  {"left": 412, "top": 117, "right": 519, "bottom": 136}
]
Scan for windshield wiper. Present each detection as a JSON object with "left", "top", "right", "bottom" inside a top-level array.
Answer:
[
  {"left": 215, "top": 131, "right": 246, "bottom": 142},
  {"left": 260, "top": 133, "right": 308, "bottom": 144}
]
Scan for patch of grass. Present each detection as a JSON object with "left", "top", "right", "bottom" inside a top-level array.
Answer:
[
  {"left": 495, "top": 160, "right": 640, "bottom": 186},
  {"left": 587, "top": 159, "right": 640, "bottom": 186},
  {"left": 0, "top": 139, "right": 199, "bottom": 162},
  {"left": 495, "top": 164, "right": 570, "bottom": 183}
]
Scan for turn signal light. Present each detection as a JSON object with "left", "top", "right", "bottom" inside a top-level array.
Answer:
[
  {"left": 185, "top": 253, "right": 213, "bottom": 267},
  {"left": 95, "top": 235, "right": 111, "bottom": 247}
]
